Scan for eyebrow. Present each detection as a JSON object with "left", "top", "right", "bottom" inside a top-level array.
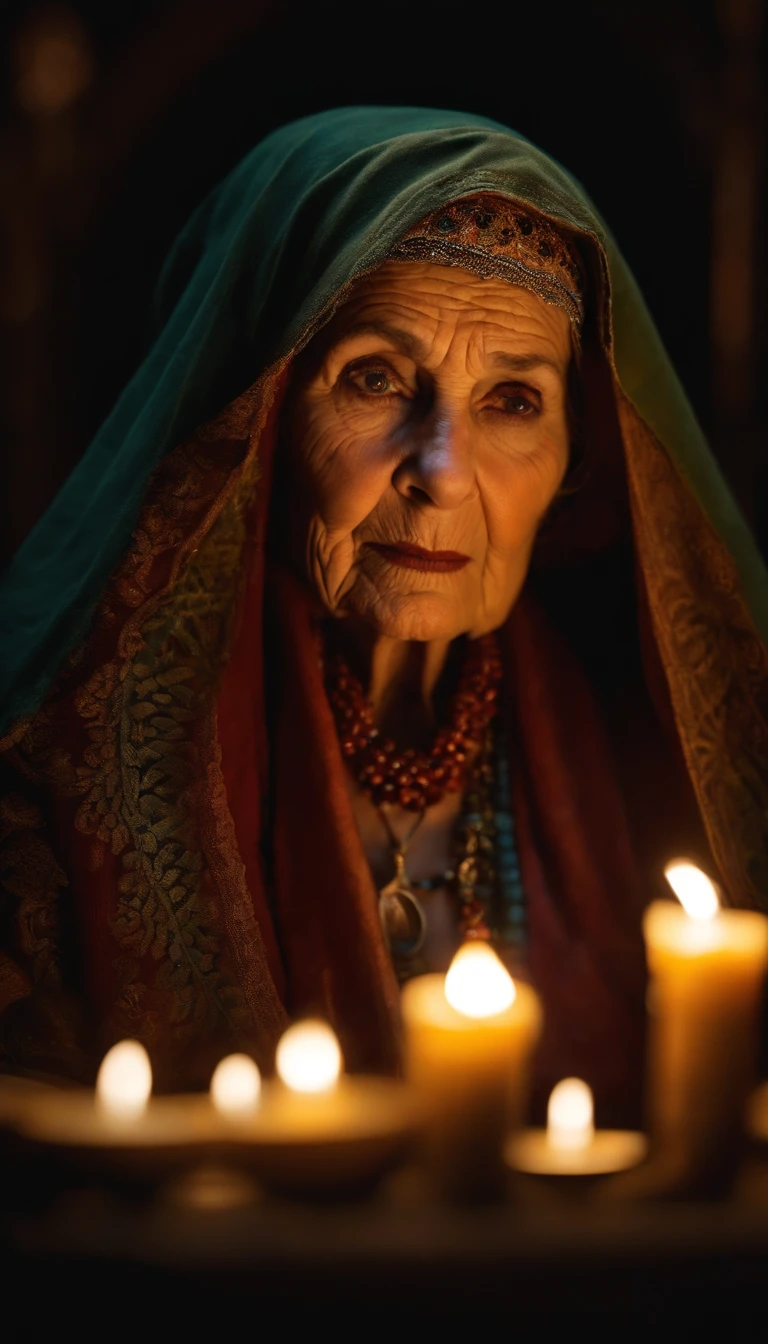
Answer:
[
  {"left": 332, "top": 321, "right": 428, "bottom": 361},
  {"left": 489, "top": 351, "right": 564, "bottom": 377},
  {"left": 332, "top": 321, "right": 563, "bottom": 378}
]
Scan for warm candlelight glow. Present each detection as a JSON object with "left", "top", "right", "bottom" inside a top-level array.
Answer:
[
  {"left": 96, "top": 1039, "right": 152, "bottom": 1118},
  {"left": 547, "top": 1077, "right": 594, "bottom": 1152},
  {"left": 644, "top": 878, "right": 768, "bottom": 1193},
  {"left": 210, "top": 1053, "right": 262, "bottom": 1117},
  {"left": 444, "top": 941, "right": 516, "bottom": 1018},
  {"left": 276, "top": 1020, "right": 343, "bottom": 1094},
  {"left": 664, "top": 861, "right": 719, "bottom": 922}
]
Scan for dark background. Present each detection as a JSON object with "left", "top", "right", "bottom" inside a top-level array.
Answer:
[{"left": 0, "top": 0, "right": 765, "bottom": 568}]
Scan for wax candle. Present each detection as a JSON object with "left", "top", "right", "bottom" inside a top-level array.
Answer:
[
  {"left": 506, "top": 1077, "right": 647, "bottom": 1178},
  {"left": 644, "top": 861, "right": 768, "bottom": 1189},
  {"left": 275, "top": 1019, "right": 342, "bottom": 1095},
  {"left": 11, "top": 1040, "right": 218, "bottom": 1149},
  {"left": 2, "top": 1039, "right": 234, "bottom": 1199},
  {"left": 401, "top": 941, "right": 542, "bottom": 1200},
  {"left": 216, "top": 1020, "right": 418, "bottom": 1196},
  {"left": 97, "top": 1039, "right": 152, "bottom": 1119},
  {"left": 210, "top": 1053, "right": 262, "bottom": 1120},
  {"left": 4, "top": 1024, "right": 416, "bottom": 1200}
]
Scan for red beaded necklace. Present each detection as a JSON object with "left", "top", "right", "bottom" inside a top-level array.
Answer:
[{"left": 325, "top": 633, "right": 502, "bottom": 813}]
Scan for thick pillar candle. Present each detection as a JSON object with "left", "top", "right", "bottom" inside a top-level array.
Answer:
[
  {"left": 644, "top": 862, "right": 768, "bottom": 1186},
  {"left": 401, "top": 942, "right": 542, "bottom": 1199}
]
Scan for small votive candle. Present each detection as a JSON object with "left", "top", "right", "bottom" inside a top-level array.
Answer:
[
  {"left": 549, "top": 1077, "right": 594, "bottom": 1151},
  {"left": 401, "top": 942, "right": 542, "bottom": 1200},
  {"left": 506, "top": 1077, "right": 647, "bottom": 1178},
  {"left": 96, "top": 1039, "right": 153, "bottom": 1121},
  {"left": 210, "top": 1053, "right": 262, "bottom": 1120},
  {"left": 227, "top": 1019, "right": 416, "bottom": 1196},
  {"left": 644, "top": 861, "right": 768, "bottom": 1189},
  {"left": 276, "top": 1020, "right": 342, "bottom": 1095},
  {"left": 10, "top": 1039, "right": 220, "bottom": 1156}
]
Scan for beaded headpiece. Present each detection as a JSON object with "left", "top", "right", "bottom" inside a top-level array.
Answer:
[{"left": 388, "top": 193, "right": 585, "bottom": 337}]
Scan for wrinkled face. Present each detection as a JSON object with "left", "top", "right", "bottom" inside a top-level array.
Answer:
[{"left": 286, "top": 260, "right": 572, "bottom": 641}]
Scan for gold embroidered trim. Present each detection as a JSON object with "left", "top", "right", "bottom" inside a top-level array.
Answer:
[
  {"left": 619, "top": 391, "right": 768, "bottom": 908},
  {"left": 390, "top": 193, "right": 584, "bottom": 332},
  {"left": 2, "top": 369, "right": 289, "bottom": 1073}
]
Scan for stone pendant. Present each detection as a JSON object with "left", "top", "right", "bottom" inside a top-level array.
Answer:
[{"left": 378, "top": 850, "right": 427, "bottom": 959}]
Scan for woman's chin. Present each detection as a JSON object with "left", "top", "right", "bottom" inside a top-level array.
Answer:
[{"left": 343, "top": 590, "right": 475, "bottom": 643}]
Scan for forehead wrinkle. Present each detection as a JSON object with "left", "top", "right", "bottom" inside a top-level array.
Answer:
[
  {"left": 328, "top": 319, "right": 429, "bottom": 363},
  {"left": 488, "top": 350, "right": 565, "bottom": 377},
  {"left": 425, "top": 295, "right": 570, "bottom": 380},
  {"left": 328, "top": 272, "right": 571, "bottom": 380},
  {"left": 463, "top": 320, "right": 568, "bottom": 383}
]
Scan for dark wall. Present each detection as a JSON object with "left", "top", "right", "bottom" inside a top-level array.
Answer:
[
  {"left": 1, "top": 0, "right": 765, "bottom": 560},
  {"left": 79, "top": 0, "right": 716, "bottom": 435}
]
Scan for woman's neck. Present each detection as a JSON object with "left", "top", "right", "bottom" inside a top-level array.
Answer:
[
  {"left": 369, "top": 636, "right": 451, "bottom": 747},
  {"left": 332, "top": 622, "right": 452, "bottom": 749}
]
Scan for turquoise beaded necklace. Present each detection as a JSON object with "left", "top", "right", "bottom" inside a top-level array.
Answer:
[{"left": 408, "top": 725, "right": 526, "bottom": 962}]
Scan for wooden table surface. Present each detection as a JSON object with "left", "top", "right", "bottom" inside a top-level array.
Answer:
[{"left": 4, "top": 1153, "right": 768, "bottom": 1325}]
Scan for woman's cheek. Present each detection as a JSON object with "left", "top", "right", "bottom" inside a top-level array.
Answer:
[
  {"left": 534, "top": 415, "right": 570, "bottom": 495},
  {"left": 480, "top": 474, "right": 548, "bottom": 566},
  {"left": 479, "top": 456, "right": 538, "bottom": 556},
  {"left": 301, "top": 411, "right": 397, "bottom": 533}
]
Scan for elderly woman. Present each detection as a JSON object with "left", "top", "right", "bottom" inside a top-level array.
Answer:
[{"left": 1, "top": 108, "right": 766, "bottom": 1124}]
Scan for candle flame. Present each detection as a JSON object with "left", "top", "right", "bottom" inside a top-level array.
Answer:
[
  {"left": 276, "top": 1020, "right": 342, "bottom": 1094},
  {"left": 96, "top": 1039, "right": 152, "bottom": 1118},
  {"left": 547, "top": 1077, "right": 594, "bottom": 1152},
  {"left": 210, "top": 1053, "right": 262, "bottom": 1117},
  {"left": 664, "top": 861, "right": 719, "bottom": 922},
  {"left": 444, "top": 941, "right": 516, "bottom": 1018}
]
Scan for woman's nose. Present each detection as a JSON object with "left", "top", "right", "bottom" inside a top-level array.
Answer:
[{"left": 392, "top": 410, "right": 478, "bottom": 510}]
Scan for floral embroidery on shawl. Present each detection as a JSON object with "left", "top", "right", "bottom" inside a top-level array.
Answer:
[
  {"left": 1, "top": 374, "right": 288, "bottom": 1080},
  {"left": 620, "top": 393, "right": 768, "bottom": 908}
]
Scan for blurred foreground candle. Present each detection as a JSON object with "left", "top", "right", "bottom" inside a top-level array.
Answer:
[
  {"left": 401, "top": 942, "right": 542, "bottom": 1199},
  {"left": 96, "top": 1039, "right": 152, "bottom": 1120},
  {"left": 14, "top": 1039, "right": 220, "bottom": 1142},
  {"left": 234, "top": 1019, "right": 416, "bottom": 1196},
  {"left": 5, "top": 1026, "right": 415, "bottom": 1197},
  {"left": 276, "top": 1020, "right": 342, "bottom": 1094},
  {"left": 5, "top": 1038, "right": 231, "bottom": 1182},
  {"left": 210, "top": 1053, "right": 262, "bottom": 1119},
  {"left": 644, "top": 862, "right": 768, "bottom": 1187},
  {"left": 506, "top": 1077, "right": 647, "bottom": 1178},
  {"left": 548, "top": 1077, "right": 594, "bottom": 1150}
]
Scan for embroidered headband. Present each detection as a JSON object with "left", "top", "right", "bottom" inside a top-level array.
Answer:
[{"left": 388, "top": 193, "right": 585, "bottom": 336}]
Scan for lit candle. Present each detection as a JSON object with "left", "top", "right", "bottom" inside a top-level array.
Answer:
[
  {"left": 643, "top": 861, "right": 768, "bottom": 1188},
  {"left": 205, "top": 1024, "right": 345, "bottom": 1142},
  {"left": 275, "top": 1020, "right": 342, "bottom": 1096},
  {"left": 548, "top": 1077, "right": 594, "bottom": 1151},
  {"left": 96, "top": 1039, "right": 153, "bottom": 1120},
  {"left": 218, "top": 1020, "right": 417, "bottom": 1197},
  {"left": 506, "top": 1077, "right": 647, "bottom": 1178},
  {"left": 7, "top": 1039, "right": 216, "bottom": 1151},
  {"left": 2, "top": 1026, "right": 415, "bottom": 1199},
  {"left": 210, "top": 1053, "right": 262, "bottom": 1120},
  {"left": 401, "top": 942, "right": 542, "bottom": 1199}
]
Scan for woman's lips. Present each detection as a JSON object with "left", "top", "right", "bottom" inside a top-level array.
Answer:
[{"left": 368, "top": 542, "right": 471, "bottom": 573}]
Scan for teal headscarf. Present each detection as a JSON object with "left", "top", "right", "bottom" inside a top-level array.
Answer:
[{"left": 1, "top": 105, "right": 766, "bottom": 740}]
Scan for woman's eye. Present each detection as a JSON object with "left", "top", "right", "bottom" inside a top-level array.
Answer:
[
  {"left": 487, "top": 386, "right": 541, "bottom": 417},
  {"left": 363, "top": 370, "right": 392, "bottom": 394},
  {"left": 345, "top": 365, "right": 397, "bottom": 396}
]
